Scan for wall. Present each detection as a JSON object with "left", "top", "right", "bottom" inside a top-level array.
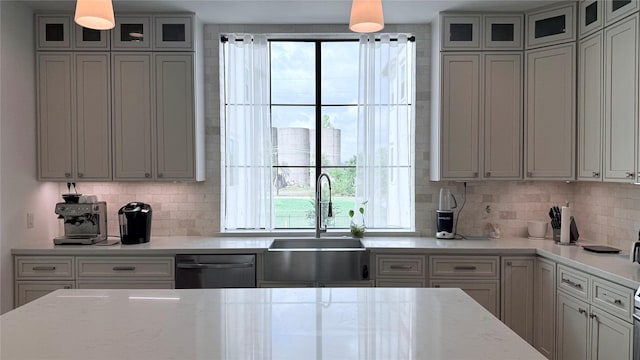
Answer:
[{"left": 0, "top": 1, "right": 59, "bottom": 314}]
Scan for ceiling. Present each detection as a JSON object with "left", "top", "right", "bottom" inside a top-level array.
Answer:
[{"left": 17, "top": 0, "right": 557, "bottom": 24}]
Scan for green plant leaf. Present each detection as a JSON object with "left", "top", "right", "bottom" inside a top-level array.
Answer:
[
  {"left": 359, "top": 207, "right": 364, "bottom": 215},
  {"left": 348, "top": 209, "right": 355, "bottom": 218}
]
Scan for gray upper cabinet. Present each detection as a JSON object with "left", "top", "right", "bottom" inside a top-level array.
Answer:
[
  {"left": 579, "top": 0, "right": 604, "bottom": 38},
  {"left": 112, "top": 53, "right": 154, "bottom": 180},
  {"left": 155, "top": 53, "right": 195, "bottom": 180},
  {"left": 526, "top": 3, "right": 576, "bottom": 49},
  {"left": 112, "top": 15, "right": 152, "bottom": 50},
  {"left": 604, "top": 0, "right": 639, "bottom": 26},
  {"left": 484, "top": 14, "right": 523, "bottom": 50},
  {"left": 441, "top": 14, "right": 482, "bottom": 50},
  {"left": 154, "top": 15, "right": 193, "bottom": 50},
  {"left": 604, "top": 14, "right": 638, "bottom": 182},
  {"left": 525, "top": 43, "right": 576, "bottom": 180},
  {"left": 75, "top": 53, "right": 111, "bottom": 180},
  {"left": 37, "top": 53, "right": 74, "bottom": 180},
  {"left": 36, "top": 15, "right": 72, "bottom": 50},
  {"left": 483, "top": 53, "right": 522, "bottom": 179},
  {"left": 577, "top": 32, "right": 604, "bottom": 181}
]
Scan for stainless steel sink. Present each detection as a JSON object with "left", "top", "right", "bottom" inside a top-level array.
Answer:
[
  {"left": 263, "top": 238, "right": 370, "bottom": 283},
  {"left": 268, "top": 238, "right": 365, "bottom": 251}
]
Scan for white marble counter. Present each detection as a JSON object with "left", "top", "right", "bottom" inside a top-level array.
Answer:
[
  {"left": 0, "top": 288, "right": 545, "bottom": 360},
  {"left": 12, "top": 236, "right": 640, "bottom": 289}
]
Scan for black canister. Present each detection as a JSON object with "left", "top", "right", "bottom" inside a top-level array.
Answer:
[{"left": 118, "top": 202, "right": 152, "bottom": 244}]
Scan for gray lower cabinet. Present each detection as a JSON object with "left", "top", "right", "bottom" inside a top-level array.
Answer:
[
  {"left": 502, "top": 257, "right": 534, "bottom": 344},
  {"left": 534, "top": 257, "right": 556, "bottom": 359},
  {"left": 15, "top": 281, "right": 74, "bottom": 307},
  {"left": 430, "top": 279, "right": 500, "bottom": 316},
  {"left": 374, "top": 253, "right": 427, "bottom": 287}
]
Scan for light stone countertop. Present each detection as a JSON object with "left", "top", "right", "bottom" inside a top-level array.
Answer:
[
  {"left": 12, "top": 236, "right": 640, "bottom": 289},
  {"left": 0, "top": 287, "right": 545, "bottom": 360}
]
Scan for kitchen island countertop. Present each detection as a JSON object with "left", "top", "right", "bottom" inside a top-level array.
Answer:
[
  {"left": 12, "top": 236, "right": 640, "bottom": 289},
  {"left": 0, "top": 287, "right": 545, "bottom": 360}
]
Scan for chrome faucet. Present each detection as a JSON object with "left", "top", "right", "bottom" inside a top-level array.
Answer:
[{"left": 315, "top": 173, "right": 333, "bottom": 238}]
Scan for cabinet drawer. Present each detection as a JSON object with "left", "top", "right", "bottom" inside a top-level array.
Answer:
[
  {"left": 375, "top": 254, "right": 426, "bottom": 278},
  {"left": 15, "top": 256, "right": 74, "bottom": 280},
  {"left": 76, "top": 257, "right": 174, "bottom": 279},
  {"left": 557, "top": 264, "right": 589, "bottom": 300},
  {"left": 430, "top": 256, "right": 499, "bottom": 278},
  {"left": 76, "top": 280, "right": 174, "bottom": 289},
  {"left": 376, "top": 279, "right": 426, "bottom": 287},
  {"left": 591, "top": 277, "right": 633, "bottom": 321}
]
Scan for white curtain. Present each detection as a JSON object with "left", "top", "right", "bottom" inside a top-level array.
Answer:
[
  {"left": 222, "top": 34, "right": 272, "bottom": 229},
  {"left": 356, "top": 34, "right": 415, "bottom": 229}
]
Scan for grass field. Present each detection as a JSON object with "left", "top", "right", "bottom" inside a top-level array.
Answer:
[{"left": 274, "top": 197, "right": 355, "bottom": 228}]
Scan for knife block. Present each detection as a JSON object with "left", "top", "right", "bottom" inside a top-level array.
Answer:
[{"left": 553, "top": 217, "right": 579, "bottom": 244}]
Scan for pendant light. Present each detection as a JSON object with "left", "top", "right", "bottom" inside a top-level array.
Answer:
[
  {"left": 74, "top": 0, "right": 115, "bottom": 30},
  {"left": 349, "top": 0, "right": 384, "bottom": 33}
]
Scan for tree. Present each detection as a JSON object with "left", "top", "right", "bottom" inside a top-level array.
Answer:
[{"left": 328, "top": 156, "right": 356, "bottom": 196}]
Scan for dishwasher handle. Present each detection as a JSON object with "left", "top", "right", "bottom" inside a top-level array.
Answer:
[{"left": 176, "top": 262, "right": 254, "bottom": 270}]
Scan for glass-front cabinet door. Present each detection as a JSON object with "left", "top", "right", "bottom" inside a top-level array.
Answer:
[
  {"left": 526, "top": 3, "right": 576, "bottom": 49},
  {"left": 484, "top": 15, "right": 523, "bottom": 50},
  {"left": 74, "top": 25, "right": 109, "bottom": 49},
  {"left": 154, "top": 15, "right": 193, "bottom": 50},
  {"left": 579, "top": 0, "right": 604, "bottom": 38},
  {"left": 37, "top": 15, "right": 72, "bottom": 50},
  {"left": 441, "top": 15, "right": 482, "bottom": 50},
  {"left": 112, "top": 15, "right": 151, "bottom": 49},
  {"left": 605, "top": 0, "right": 639, "bottom": 26}
]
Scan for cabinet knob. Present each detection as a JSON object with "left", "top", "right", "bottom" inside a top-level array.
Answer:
[
  {"left": 78, "top": 173, "right": 84, "bottom": 178},
  {"left": 63, "top": 286, "right": 71, "bottom": 289},
  {"left": 614, "top": 299, "right": 622, "bottom": 305},
  {"left": 158, "top": 173, "right": 164, "bottom": 178},
  {"left": 434, "top": 285, "right": 440, "bottom": 288},
  {"left": 592, "top": 171, "right": 599, "bottom": 178},
  {"left": 626, "top": 172, "right": 634, "bottom": 178},
  {"left": 506, "top": 261, "right": 512, "bottom": 266},
  {"left": 144, "top": 173, "right": 151, "bottom": 178},
  {"left": 64, "top": 173, "right": 71, "bottom": 178},
  {"left": 589, "top": 313, "right": 598, "bottom": 321},
  {"left": 527, "top": 171, "right": 533, "bottom": 177},
  {"left": 473, "top": 172, "right": 478, "bottom": 178},
  {"left": 578, "top": 308, "right": 586, "bottom": 315},
  {"left": 485, "top": 172, "right": 491, "bottom": 177}
]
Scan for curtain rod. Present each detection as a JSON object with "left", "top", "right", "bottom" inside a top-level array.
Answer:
[{"left": 220, "top": 35, "right": 415, "bottom": 43}]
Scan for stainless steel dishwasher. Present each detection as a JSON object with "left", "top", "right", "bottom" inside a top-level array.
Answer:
[{"left": 175, "top": 254, "right": 256, "bottom": 288}]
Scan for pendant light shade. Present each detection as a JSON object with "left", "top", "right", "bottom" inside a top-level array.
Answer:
[
  {"left": 74, "top": 0, "right": 115, "bottom": 30},
  {"left": 349, "top": 0, "right": 384, "bottom": 33}
]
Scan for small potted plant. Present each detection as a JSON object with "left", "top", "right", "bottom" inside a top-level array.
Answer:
[{"left": 348, "top": 201, "right": 367, "bottom": 238}]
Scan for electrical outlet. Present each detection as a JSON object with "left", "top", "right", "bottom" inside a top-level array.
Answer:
[{"left": 26, "top": 213, "right": 34, "bottom": 229}]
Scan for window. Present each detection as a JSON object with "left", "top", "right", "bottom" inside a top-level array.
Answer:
[{"left": 221, "top": 34, "right": 415, "bottom": 232}]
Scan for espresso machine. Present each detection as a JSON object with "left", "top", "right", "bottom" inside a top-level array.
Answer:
[
  {"left": 436, "top": 188, "right": 457, "bottom": 239},
  {"left": 54, "top": 202, "right": 107, "bottom": 245}
]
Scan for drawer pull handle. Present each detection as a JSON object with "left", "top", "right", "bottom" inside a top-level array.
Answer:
[
  {"left": 434, "top": 285, "right": 441, "bottom": 288},
  {"left": 579, "top": 308, "right": 586, "bottom": 315},
  {"left": 589, "top": 313, "right": 599, "bottom": 321},
  {"left": 63, "top": 285, "right": 71, "bottom": 289},
  {"left": 33, "top": 266, "right": 56, "bottom": 271},
  {"left": 389, "top": 265, "right": 413, "bottom": 270},
  {"left": 562, "top": 279, "right": 582, "bottom": 289},
  {"left": 453, "top": 266, "right": 477, "bottom": 271},
  {"left": 613, "top": 299, "right": 623, "bottom": 305},
  {"left": 112, "top": 266, "right": 136, "bottom": 271}
]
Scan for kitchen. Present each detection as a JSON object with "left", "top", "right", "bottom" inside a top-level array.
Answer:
[{"left": 2, "top": 0, "right": 640, "bottom": 358}]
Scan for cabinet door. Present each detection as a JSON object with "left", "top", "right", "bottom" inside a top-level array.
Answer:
[
  {"left": 36, "top": 15, "right": 72, "bottom": 50},
  {"left": 525, "top": 44, "right": 576, "bottom": 180},
  {"left": 534, "top": 258, "right": 556, "bottom": 359},
  {"left": 556, "top": 291, "right": 590, "bottom": 360},
  {"left": 76, "top": 281, "right": 174, "bottom": 289},
  {"left": 155, "top": 54, "right": 195, "bottom": 180},
  {"left": 590, "top": 307, "right": 633, "bottom": 360},
  {"left": 605, "top": 0, "right": 639, "bottom": 26},
  {"left": 440, "top": 53, "right": 481, "bottom": 179},
  {"left": 37, "top": 53, "right": 74, "bottom": 180},
  {"left": 15, "top": 281, "right": 74, "bottom": 308},
  {"left": 75, "top": 53, "right": 111, "bottom": 180},
  {"left": 112, "top": 16, "right": 151, "bottom": 49},
  {"left": 74, "top": 25, "right": 109, "bottom": 50},
  {"left": 604, "top": 14, "right": 638, "bottom": 182},
  {"left": 154, "top": 15, "right": 193, "bottom": 50},
  {"left": 484, "top": 15, "right": 523, "bottom": 50},
  {"left": 112, "top": 53, "right": 153, "bottom": 180},
  {"left": 431, "top": 280, "right": 500, "bottom": 317},
  {"left": 483, "top": 53, "right": 522, "bottom": 179},
  {"left": 526, "top": 3, "right": 577, "bottom": 49},
  {"left": 441, "top": 15, "right": 482, "bottom": 50},
  {"left": 577, "top": 32, "right": 604, "bottom": 181},
  {"left": 501, "top": 257, "right": 534, "bottom": 344},
  {"left": 579, "top": 0, "right": 604, "bottom": 38}
]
